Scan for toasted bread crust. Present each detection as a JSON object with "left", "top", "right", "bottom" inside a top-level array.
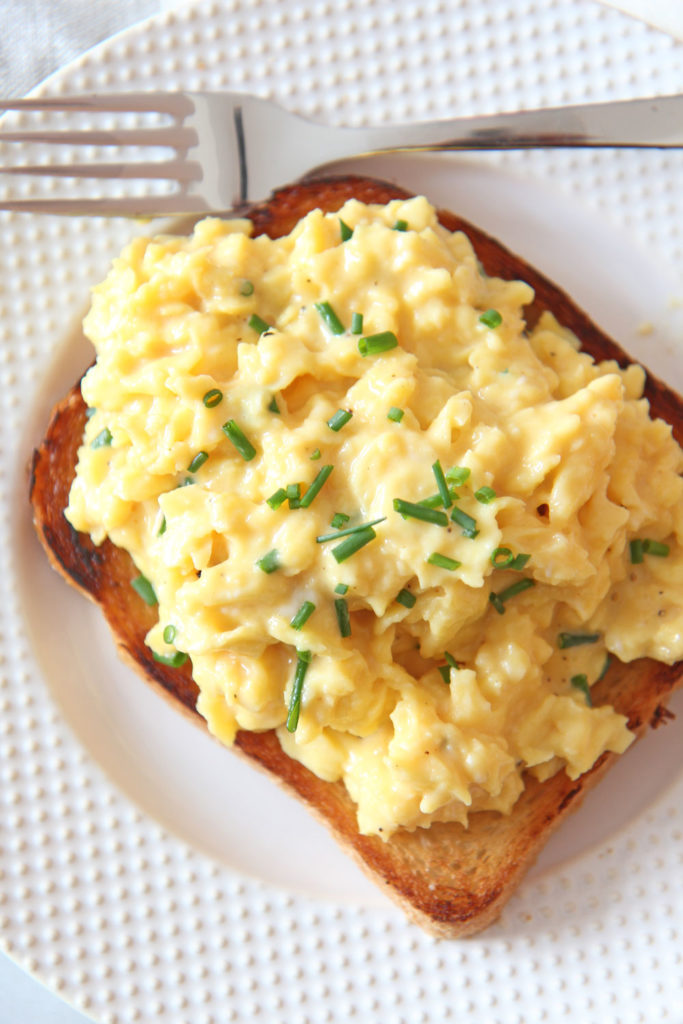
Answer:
[{"left": 29, "top": 175, "right": 683, "bottom": 937}]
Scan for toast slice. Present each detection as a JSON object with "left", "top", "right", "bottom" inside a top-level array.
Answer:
[{"left": 29, "top": 175, "right": 683, "bottom": 937}]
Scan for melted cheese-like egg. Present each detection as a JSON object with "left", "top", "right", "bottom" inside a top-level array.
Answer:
[{"left": 66, "top": 197, "right": 683, "bottom": 837}]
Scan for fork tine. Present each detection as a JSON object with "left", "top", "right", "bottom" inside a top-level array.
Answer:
[
  {"left": 0, "top": 158, "right": 201, "bottom": 181},
  {"left": 0, "top": 126, "right": 197, "bottom": 148},
  {"left": 0, "top": 92, "right": 194, "bottom": 115},
  {"left": 0, "top": 194, "right": 211, "bottom": 216}
]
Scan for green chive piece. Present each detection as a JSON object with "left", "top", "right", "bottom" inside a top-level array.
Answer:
[
  {"left": 351, "top": 312, "right": 364, "bottom": 335},
  {"left": 222, "top": 419, "right": 257, "bottom": 461},
  {"left": 203, "top": 388, "right": 223, "bottom": 408},
  {"left": 445, "top": 466, "right": 471, "bottom": 486},
  {"left": 290, "top": 601, "right": 316, "bottom": 631},
  {"left": 427, "top": 552, "right": 461, "bottom": 571},
  {"left": 451, "top": 506, "right": 479, "bottom": 538},
  {"left": 331, "top": 526, "right": 377, "bottom": 563},
  {"left": 131, "top": 574, "right": 157, "bottom": 606},
  {"left": 315, "top": 301, "right": 345, "bottom": 335},
  {"left": 334, "top": 597, "right": 352, "bottom": 637},
  {"left": 387, "top": 406, "right": 404, "bottom": 422},
  {"left": 571, "top": 674, "right": 593, "bottom": 706},
  {"left": 444, "top": 652, "right": 460, "bottom": 671},
  {"left": 557, "top": 632, "right": 601, "bottom": 649},
  {"left": 256, "top": 549, "right": 280, "bottom": 574},
  {"left": 629, "top": 539, "right": 644, "bottom": 564},
  {"left": 432, "top": 460, "right": 452, "bottom": 509},
  {"left": 158, "top": 516, "right": 167, "bottom": 537},
  {"left": 396, "top": 588, "right": 416, "bottom": 609},
  {"left": 152, "top": 650, "right": 189, "bottom": 668},
  {"left": 327, "top": 409, "right": 353, "bottom": 432},
  {"left": 248, "top": 313, "right": 271, "bottom": 335},
  {"left": 489, "top": 577, "right": 536, "bottom": 614},
  {"left": 334, "top": 583, "right": 349, "bottom": 595},
  {"left": 418, "top": 492, "right": 450, "bottom": 509},
  {"left": 393, "top": 219, "right": 408, "bottom": 231},
  {"left": 163, "top": 625, "right": 177, "bottom": 645},
  {"left": 316, "top": 517, "right": 386, "bottom": 543},
  {"left": 339, "top": 218, "right": 353, "bottom": 242},
  {"left": 598, "top": 654, "right": 611, "bottom": 681},
  {"left": 266, "top": 487, "right": 288, "bottom": 510},
  {"left": 491, "top": 547, "right": 514, "bottom": 568},
  {"left": 438, "top": 665, "right": 451, "bottom": 684},
  {"left": 188, "top": 451, "right": 209, "bottom": 474},
  {"left": 310, "top": 448, "right": 321, "bottom": 461},
  {"left": 91, "top": 427, "right": 113, "bottom": 449},
  {"left": 285, "top": 650, "right": 312, "bottom": 732},
  {"left": 475, "top": 486, "right": 497, "bottom": 504},
  {"left": 643, "top": 539, "right": 670, "bottom": 557},
  {"left": 510, "top": 553, "right": 531, "bottom": 570},
  {"left": 268, "top": 395, "right": 280, "bottom": 413},
  {"left": 286, "top": 483, "right": 301, "bottom": 509},
  {"left": 479, "top": 309, "right": 503, "bottom": 329},
  {"left": 300, "top": 465, "right": 334, "bottom": 508},
  {"left": 239, "top": 279, "right": 254, "bottom": 296},
  {"left": 393, "top": 498, "right": 448, "bottom": 527},
  {"left": 358, "top": 331, "right": 399, "bottom": 356},
  {"left": 330, "top": 512, "right": 350, "bottom": 529}
]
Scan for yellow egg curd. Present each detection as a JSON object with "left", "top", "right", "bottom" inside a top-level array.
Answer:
[{"left": 66, "top": 196, "right": 683, "bottom": 837}]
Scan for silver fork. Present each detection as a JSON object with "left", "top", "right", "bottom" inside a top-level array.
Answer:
[{"left": 1, "top": 91, "right": 682, "bottom": 217}]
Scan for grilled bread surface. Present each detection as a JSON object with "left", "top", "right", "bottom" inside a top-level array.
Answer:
[{"left": 30, "top": 175, "right": 683, "bottom": 937}]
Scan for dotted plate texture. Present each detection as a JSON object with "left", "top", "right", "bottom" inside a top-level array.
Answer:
[{"left": 1, "top": 2, "right": 682, "bottom": 1023}]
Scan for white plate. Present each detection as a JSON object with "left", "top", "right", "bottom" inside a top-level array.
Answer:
[{"left": 2, "top": 2, "right": 683, "bottom": 1022}]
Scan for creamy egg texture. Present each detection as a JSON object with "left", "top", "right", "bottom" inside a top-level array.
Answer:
[{"left": 66, "top": 197, "right": 683, "bottom": 838}]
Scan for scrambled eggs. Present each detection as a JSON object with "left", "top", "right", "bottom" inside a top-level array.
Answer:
[{"left": 66, "top": 196, "right": 683, "bottom": 837}]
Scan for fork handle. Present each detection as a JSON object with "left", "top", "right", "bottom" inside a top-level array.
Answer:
[{"left": 319, "top": 94, "right": 683, "bottom": 158}]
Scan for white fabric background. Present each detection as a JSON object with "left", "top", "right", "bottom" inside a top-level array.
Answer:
[{"left": 0, "top": 1, "right": 680, "bottom": 1021}]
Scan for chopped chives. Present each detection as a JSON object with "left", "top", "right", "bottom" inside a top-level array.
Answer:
[
  {"left": 571, "top": 673, "right": 592, "bottom": 706},
  {"left": 598, "top": 654, "right": 611, "bottom": 681},
  {"left": 438, "top": 665, "right": 451, "bottom": 684},
  {"left": 331, "top": 526, "right": 377, "bottom": 563},
  {"left": 285, "top": 650, "right": 312, "bottom": 732},
  {"left": 91, "top": 426, "right": 113, "bottom": 449},
  {"left": 315, "top": 300, "right": 345, "bottom": 335},
  {"left": 248, "top": 313, "right": 271, "bottom": 335},
  {"left": 491, "top": 547, "right": 514, "bottom": 568},
  {"left": 489, "top": 577, "right": 535, "bottom": 614},
  {"left": 339, "top": 218, "right": 353, "bottom": 242},
  {"left": 629, "top": 539, "right": 644, "bottom": 564},
  {"left": 479, "top": 309, "right": 503, "bottom": 328},
  {"left": 268, "top": 395, "right": 280, "bottom": 413},
  {"left": 427, "top": 552, "right": 461, "bottom": 571},
  {"left": 510, "top": 553, "right": 531, "bottom": 570},
  {"left": 358, "top": 331, "right": 399, "bottom": 356},
  {"left": 393, "top": 219, "right": 408, "bottom": 231},
  {"left": 327, "top": 408, "right": 353, "bottom": 432},
  {"left": 418, "top": 492, "right": 451, "bottom": 509},
  {"left": 286, "top": 483, "right": 301, "bottom": 509},
  {"left": 393, "top": 498, "right": 448, "bottom": 527},
  {"left": 330, "top": 512, "right": 350, "bottom": 529},
  {"left": 239, "top": 279, "right": 254, "bottom": 296},
  {"left": 187, "top": 451, "right": 209, "bottom": 473},
  {"left": 334, "top": 598, "right": 352, "bottom": 637},
  {"left": 152, "top": 650, "right": 189, "bottom": 668},
  {"left": 131, "top": 574, "right": 157, "bottom": 606},
  {"left": 158, "top": 516, "right": 167, "bottom": 536},
  {"left": 316, "top": 517, "right": 386, "bottom": 543},
  {"left": 451, "top": 506, "right": 479, "bottom": 538},
  {"left": 334, "top": 583, "right": 349, "bottom": 595},
  {"left": 351, "top": 312, "right": 363, "bottom": 335},
  {"left": 557, "top": 632, "right": 600, "bottom": 649},
  {"left": 643, "top": 539, "right": 670, "bottom": 557},
  {"left": 432, "top": 460, "right": 452, "bottom": 509},
  {"left": 256, "top": 549, "right": 280, "bottom": 574},
  {"left": 445, "top": 466, "right": 471, "bottom": 486},
  {"left": 474, "top": 486, "right": 496, "bottom": 504},
  {"left": 222, "top": 419, "right": 257, "bottom": 461},
  {"left": 266, "top": 487, "right": 287, "bottom": 510},
  {"left": 202, "top": 388, "right": 223, "bottom": 408},
  {"left": 310, "top": 448, "right": 321, "bottom": 461},
  {"left": 300, "top": 464, "right": 334, "bottom": 508},
  {"left": 163, "top": 624, "right": 177, "bottom": 644},
  {"left": 396, "top": 588, "right": 416, "bottom": 609},
  {"left": 387, "top": 406, "right": 404, "bottom": 422},
  {"left": 290, "top": 601, "right": 316, "bottom": 630},
  {"left": 444, "top": 651, "right": 460, "bottom": 670}
]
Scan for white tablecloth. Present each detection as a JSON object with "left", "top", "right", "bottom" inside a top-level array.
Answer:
[{"left": 1, "top": 1, "right": 680, "bottom": 1021}]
